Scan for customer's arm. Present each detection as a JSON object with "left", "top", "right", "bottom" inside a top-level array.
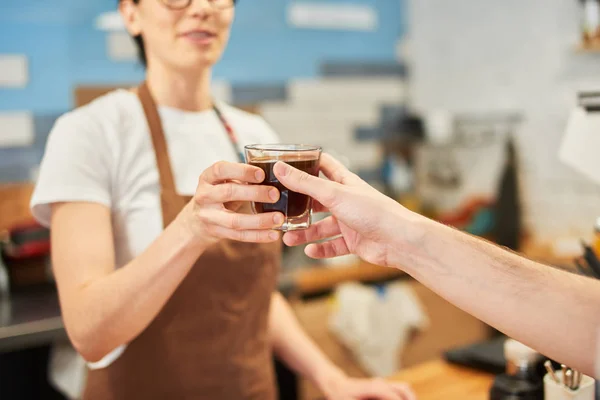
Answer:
[
  {"left": 274, "top": 155, "right": 600, "bottom": 377},
  {"left": 268, "top": 292, "right": 415, "bottom": 400},
  {"left": 52, "top": 162, "right": 282, "bottom": 362}
]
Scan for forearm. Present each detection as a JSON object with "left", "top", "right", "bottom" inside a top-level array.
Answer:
[
  {"left": 397, "top": 217, "right": 600, "bottom": 375},
  {"left": 269, "top": 293, "right": 344, "bottom": 388},
  {"left": 62, "top": 217, "right": 205, "bottom": 362}
]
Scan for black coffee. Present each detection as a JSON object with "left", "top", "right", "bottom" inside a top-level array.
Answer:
[{"left": 250, "top": 157, "right": 320, "bottom": 218}]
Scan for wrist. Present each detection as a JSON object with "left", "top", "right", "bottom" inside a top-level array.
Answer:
[
  {"left": 384, "top": 209, "right": 431, "bottom": 271},
  {"left": 312, "top": 364, "right": 347, "bottom": 394},
  {"left": 172, "top": 203, "right": 210, "bottom": 252}
]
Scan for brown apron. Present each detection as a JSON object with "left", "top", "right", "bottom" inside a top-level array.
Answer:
[{"left": 83, "top": 83, "right": 280, "bottom": 400}]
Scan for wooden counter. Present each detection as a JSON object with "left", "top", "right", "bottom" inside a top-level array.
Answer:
[
  {"left": 391, "top": 360, "right": 494, "bottom": 400},
  {"left": 292, "top": 261, "right": 405, "bottom": 296},
  {"left": 290, "top": 238, "right": 577, "bottom": 297}
]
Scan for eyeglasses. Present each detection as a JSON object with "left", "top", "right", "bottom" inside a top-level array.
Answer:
[{"left": 159, "top": 0, "right": 235, "bottom": 11}]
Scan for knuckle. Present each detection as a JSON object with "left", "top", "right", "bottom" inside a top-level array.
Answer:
[
  {"left": 194, "top": 190, "right": 209, "bottom": 205},
  {"left": 238, "top": 230, "right": 250, "bottom": 242},
  {"left": 196, "top": 209, "right": 209, "bottom": 224},
  {"left": 221, "top": 183, "right": 235, "bottom": 200},
  {"left": 297, "top": 171, "right": 310, "bottom": 182},
  {"left": 212, "top": 161, "right": 224, "bottom": 177},
  {"left": 230, "top": 214, "right": 242, "bottom": 229}
]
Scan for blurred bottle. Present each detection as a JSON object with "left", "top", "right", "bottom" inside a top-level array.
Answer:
[
  {"left": 593, "top": 217, "right": 600, "bottom": 256},
  {"left": 581, "top": 0, "right": 600, "bottom": 48},
  {"left": 489, "top": 339, "right": 544, "bottom": 400}
]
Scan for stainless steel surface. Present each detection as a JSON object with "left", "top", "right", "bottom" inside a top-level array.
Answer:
[
  {"left": 0, "top": 257, "right": 9, "bottom": 300},
  {"left": 0, "top": 285, "right": 66, "bottom": 353},
  {"left": 544, "top": 360, "right": 559, "bottom": 384}
]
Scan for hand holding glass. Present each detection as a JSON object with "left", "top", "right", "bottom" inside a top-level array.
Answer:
[{"left": 245, "top": 144, "right": 322, "bottom": 232}]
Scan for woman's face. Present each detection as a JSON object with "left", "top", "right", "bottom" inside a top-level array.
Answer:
[{"left": 120, "top": 0, "right": 235, "bottom": 71}]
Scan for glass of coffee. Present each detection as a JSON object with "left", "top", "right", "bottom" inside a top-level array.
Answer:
[{"left": 245, "top": 144, "right": 322, "bottom": 231}]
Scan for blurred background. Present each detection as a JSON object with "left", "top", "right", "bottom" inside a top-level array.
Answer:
[{"left": 2, "top": 0, "right": 600, "bottom": 399}]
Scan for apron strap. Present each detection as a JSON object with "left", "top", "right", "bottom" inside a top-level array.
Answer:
[{"left": 138, "top": 81, "right": 178, "bottom": 195}]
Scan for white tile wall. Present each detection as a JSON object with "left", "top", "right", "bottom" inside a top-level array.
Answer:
[
  {"left": 107, "top": 32, "right": 137, "bottom": 61},
  {"left": 408, "top": 0, "right": 600, "bottom": 241},
  {"left": 0, "top": 55, "right": 28, "bottom": 88},
  {"left": 288, "top": 78, "right": 406, "bottom": 108},
  {"left": 261, "top": 78, "right": 405, "bottom": 173},
  {"left": 287, "top": 3, "right": 378, "bottom": 32},
  {"left": 0, "top": 112, "right": 34, "bottom": 148}
]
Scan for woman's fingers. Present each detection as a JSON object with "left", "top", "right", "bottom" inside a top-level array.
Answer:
[
  {"left": 305, "top": 237, "right": 350, "bottom": 259},
  {"left": 201, "top": 161, "right": 265, "bottom": 184},
  {"left": 283, "top": 216, "right": 340, "bottom": 246},
  {"left": 197, "top": 183, "right": 279, "bottom": 205},
  {"left": 200, "top": 209, "right": 284, "bottom": 230},
  {"left": 209, "top": 226, "right": 281, "bottom": 243},
  {"left": 390, "top": 383, "right": 417, "bottom": 400},
  {"left": 350, "top": 380, "right": 403, "bottom": 400}
]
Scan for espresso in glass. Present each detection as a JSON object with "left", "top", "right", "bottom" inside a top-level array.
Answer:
[{"left": 245, "top": 145, "right": 322, "bottom": 231}]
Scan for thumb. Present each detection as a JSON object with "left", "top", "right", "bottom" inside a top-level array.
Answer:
[{"left": 273, "top": 161, "right": 338, "bottom": 208}]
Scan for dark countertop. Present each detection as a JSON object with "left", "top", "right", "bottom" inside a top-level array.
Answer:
[{"left": 0, "top": 285, "right": 66, "bottom": 353}]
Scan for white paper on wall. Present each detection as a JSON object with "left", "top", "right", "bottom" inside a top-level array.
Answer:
[
  {"left": 559, "top": 106, "right": 600, "bottom": 185},
  {"left": 0, "top": 55, "right": 28, "bottom": 88},
  {"left": 96, "top": 11, "right": 126, "bottom": 31},
  {"left": 287, "top": 2, "right": 377, "bottom": 32},
  {"left": 107, "top": 32, "right": 138, "bottom": 62},
  {"left": 0, "top": 112, "right": 35, "bottom": 148}
]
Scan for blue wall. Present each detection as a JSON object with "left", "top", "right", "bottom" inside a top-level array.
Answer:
[{"left": 0, "top": 0, "right": 404, "bottom": 114}]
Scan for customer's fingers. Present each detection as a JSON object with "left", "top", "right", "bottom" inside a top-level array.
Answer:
[
  {"left": 283, "top": 216, "right": 340, "bottom": 246},
  {"left": 305, "top": 237, "right": 350, "bottom": 259},
  {"left": 209, "top": 226, "right": 281, "bottom": 243},
  {"left": 199, "top": 209, "right": 284, "bottom": 230},
  {"left": 197, "top": 183, "right": 279, "bottom": 205},
  {"left": 273, "top": 161, "right": 339, "bottom": 209},
  {"left": 319, "top": 153, "right": 364, "bottom": 186},
  {"left": 201, "top": 161, "right": 265, "bottom": 184}
]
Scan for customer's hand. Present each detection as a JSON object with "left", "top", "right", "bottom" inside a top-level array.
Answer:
[
  {"left": 178, "top": 161, "right": 284, "bottom": 247},
  {"left": 273, "top": 154, "right": 424, "bottom": 268}
]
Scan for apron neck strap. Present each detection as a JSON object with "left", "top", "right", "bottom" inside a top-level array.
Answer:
[{"left": 137, "top": 81, "right": 179, "bottom": 195}]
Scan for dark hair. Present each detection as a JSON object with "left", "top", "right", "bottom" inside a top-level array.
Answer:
[
  {"left": 131, "top": 0, "right": 147, "bottom": 66},
  {"left": 118, "top": 0, "right": 146, "bottom": 66},
  {"left": 121, "top": 0, "right": 236, "bottom": 67}
]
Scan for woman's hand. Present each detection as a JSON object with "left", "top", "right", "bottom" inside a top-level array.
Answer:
[
  {"left": 177, "top": 161, "right": 284, "bottom": 247},
  {"left": 319, "top": 370, "right": 416, "bottom": 400}
]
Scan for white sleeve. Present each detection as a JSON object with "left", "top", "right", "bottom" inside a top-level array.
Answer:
[{"left": 30, "top": 113, "right": 114, "bottom": 227}]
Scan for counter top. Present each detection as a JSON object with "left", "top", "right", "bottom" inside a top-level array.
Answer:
[
  {"left": 0, "top": 285, "right": 66, "bottom": 353},
  {"left": 391, "top": 359, "right": 494, "bottom": 399},
  {"left": 0, "top": 238, "right": 577, "bottom": 355},
  {"left": 291, "top": 261, "right": 406, "bottom": 296}
]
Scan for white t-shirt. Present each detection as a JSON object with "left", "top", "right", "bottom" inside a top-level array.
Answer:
[{"left": 30, "top": 89, "right": 279, "bottom": 368}]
